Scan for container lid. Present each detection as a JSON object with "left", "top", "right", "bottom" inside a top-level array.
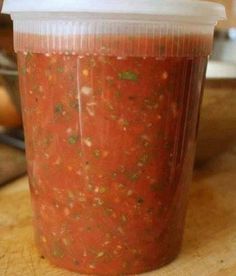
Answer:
[{"left": 2, "top": 0, "right": 226, "bottom": 21}]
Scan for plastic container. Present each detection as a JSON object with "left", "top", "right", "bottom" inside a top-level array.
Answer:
[{"left": 2, "top": 0, "right": 226, "bottom": 275}]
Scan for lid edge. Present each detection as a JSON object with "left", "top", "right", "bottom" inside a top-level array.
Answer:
[{"left": 1, "top": 0, "right": 227, "bottom": 21}]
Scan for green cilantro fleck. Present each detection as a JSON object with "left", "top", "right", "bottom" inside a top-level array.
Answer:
[
  {"left": 99, "top": 187, "right": 107, "bottom": 194},
  {"left": 129, "top": 172, "right": 139, "bottom": 182},
  {"left": 89, "top": 58, "right": 96, "bottom": 68},
  {"left": 124, "top": 120, "right": 129, "bottom": 126},
  {"left": 119, "top": 71, "right": 138, "bottom": 81},
  {"left": 27, "top": 52, "right": 33, "bottom": 58},
  {"left": 69, "top": 100, "right": 79, "bottom": 110},
  {"left": 68, "top": 135, "right": 79, "bottom": 145},
  {"left": 21, "top": 67, "right": 27, "bottom": 75},
  {"left": 139, "top": 153, "right": 149, "bottom": 165},
  {"left": 25, "top": 52, "right": 33, "bottom": 63},
  {"left": 111, "top": 114, "right": 118, "bottom": 121},
  {"left": 115, "top": 90, "right": 121, "bottom": 98},
  {"left": 52, "top": 243, "right": 64, "bottom": 258},
  {"left": 42, "top": 136, "right": 53, "bottom": 146},
  {"left": 54, "top": 103, "right": 64, "bottom": 114},
  {"left": 57, "top": 66, "right": 64, "bottom": 73},
  {"left": 107, "top": 78, "right": 114, "bottom": 85},
  {"left": 105, "top": 208, "right": 113, "bottom": 216},
  {"left": 143, "top": 141, "right": 150, "bottom": 148},
  {"left": 121, "top": 119, "right": 129, "bottom": 127}
]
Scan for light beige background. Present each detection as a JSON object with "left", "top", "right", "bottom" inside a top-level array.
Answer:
[{"left": 206, "top": 0, "right": 236, "bottom": 29}]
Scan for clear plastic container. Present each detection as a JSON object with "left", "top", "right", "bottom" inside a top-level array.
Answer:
[{"left": 2, "top": 0, "right": 226, "bottom": 275}]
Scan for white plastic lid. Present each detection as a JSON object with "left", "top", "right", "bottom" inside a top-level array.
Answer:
[{"left": 2, "top": 0, "right": 226, "bottom": 21}]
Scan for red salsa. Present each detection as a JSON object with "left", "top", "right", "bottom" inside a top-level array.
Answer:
[{"left": 17, "top": 35, "right": 208, "bottom": 275}]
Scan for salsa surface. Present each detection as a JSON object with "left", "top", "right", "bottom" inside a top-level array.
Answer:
[{"left": 18, "top": 51, "right": 207, "bottom": 275}]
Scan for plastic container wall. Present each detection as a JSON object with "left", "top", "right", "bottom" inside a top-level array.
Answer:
[
  {"left": 2, "top": 2, "right": 225, "bottom": 273},
  {"left": 12, "top": 15, "right": 214, "bottom": 57}
]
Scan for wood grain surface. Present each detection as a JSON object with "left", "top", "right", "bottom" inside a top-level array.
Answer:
[{"left": 0, "top": 147, "right": 236, "bottom": 276}]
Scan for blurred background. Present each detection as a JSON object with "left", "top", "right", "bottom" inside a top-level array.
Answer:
[{"left": 0, "top": 0, "right": 235, "bottom": 185}]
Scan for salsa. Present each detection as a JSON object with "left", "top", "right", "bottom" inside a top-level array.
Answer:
[{"left": 17, "top": 36, "right": 208, "bottom": 275}]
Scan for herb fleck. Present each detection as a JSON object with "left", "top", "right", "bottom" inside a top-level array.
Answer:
[
  {"left": 115, "top": 90, "right": 121, "bottom": 98},
  {"left": 57, "top": 66, "right": 64, "bottom": 73},
  {"left": 122, "top": 120, "right": 129, "bottom": 127},
  {"left": 52, "top": 244, "right": 64, "bottom": 258},
  {"left": 68, "top": 135, "right": 79, "bottom": 145},
  {"left": 99, "top": 187, "right": 107, "bottom": 194},
  {"left": 54, "top": 103, "right": 63, "bottom": 114},
  {"left": 111, "top": 114, "right": 118, "bottom": 121},
  {"left": 89, "top": 58, "right": 96, "bottom": 68},
  {"left": 21, "top": 66, "right": 27, "bottom": 75},
  {"left": 119, "top": 71, "right": 138, "bottom": 81},
  {"left": 139, "top": 153, "right": 149, "bottom": 165},
  {"left": 105, "top": 208, "right": 113, "bottom": 216},
  {"left": 69, "top": 100, "right": 79, "bottom": 110},
  {"left": 129, "top": 172, "right": 139, "bottom": 182}
]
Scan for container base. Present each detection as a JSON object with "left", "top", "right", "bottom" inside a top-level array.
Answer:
[{"left": 38, "top": 245, "right": 181, "bottom": 276}]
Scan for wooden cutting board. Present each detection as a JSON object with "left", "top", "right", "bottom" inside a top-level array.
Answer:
[{"left": 0, "top": 148, "right": 236, "bottom": 276}]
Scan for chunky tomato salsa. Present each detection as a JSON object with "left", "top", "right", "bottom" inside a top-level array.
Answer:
[{"left": 17, "top": 36, "right": 208, "bottom": 275}]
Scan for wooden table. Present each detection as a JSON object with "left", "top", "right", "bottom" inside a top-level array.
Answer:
[{"left": 1, "top": 147, "right": 236, "bottom": 276}]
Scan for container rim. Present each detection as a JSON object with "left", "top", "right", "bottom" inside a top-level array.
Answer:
[{"left": 2, "top": 0, "right": 226, "bottom": 22}]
